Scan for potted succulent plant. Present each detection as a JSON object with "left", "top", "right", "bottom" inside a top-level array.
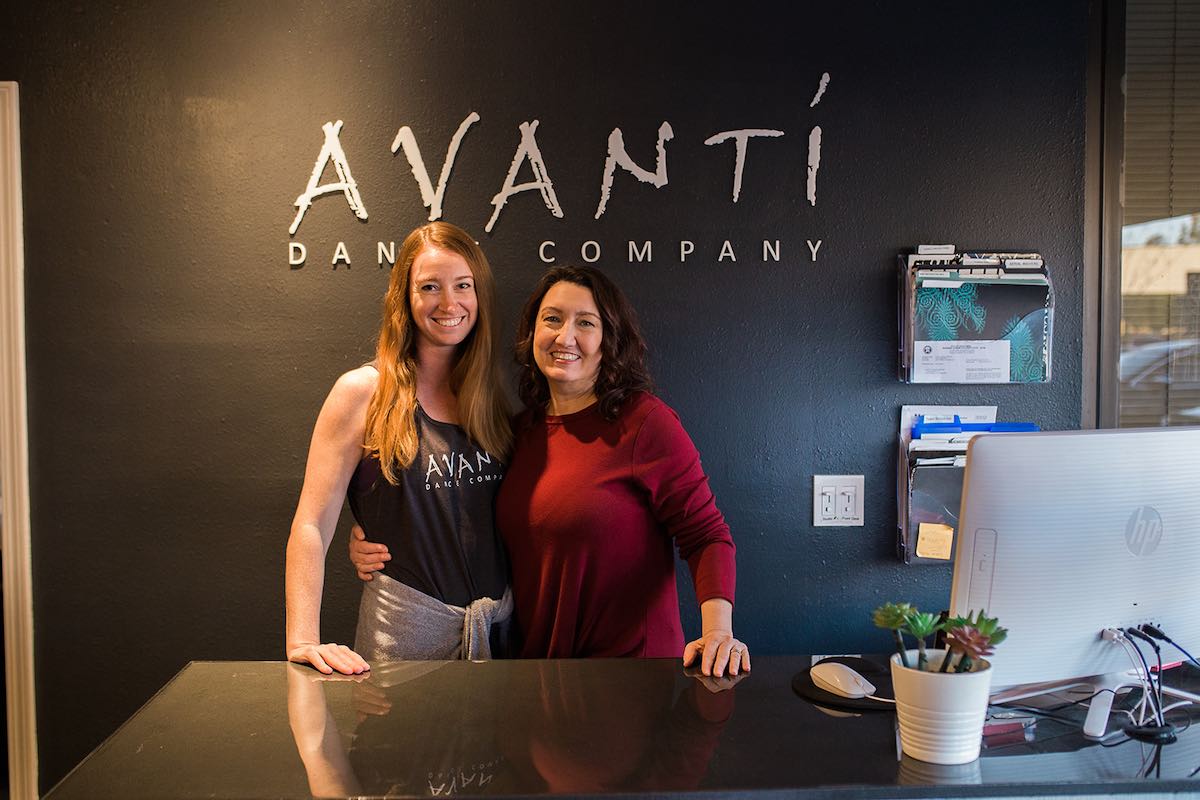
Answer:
[{"left": 873, "top": 603, "right": 1007, "bottom": 765}]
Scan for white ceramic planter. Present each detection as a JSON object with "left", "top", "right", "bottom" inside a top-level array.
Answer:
[{"left": 890, "top": 649, "right": 992, "bottom": 765}]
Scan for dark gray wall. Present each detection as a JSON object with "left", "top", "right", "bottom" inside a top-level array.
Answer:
[{"left": 1, "top": 1, "right": 1090, "bottom": 791}]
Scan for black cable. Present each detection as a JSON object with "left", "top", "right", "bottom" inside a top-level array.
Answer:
[
  {"left": 1129, "top": 637, "right": 1162, "bottom": 724},
  {"left": 1127, "top": 627, "right": 1167, "bottom": 719},
  {"left": 1124, "top": 628, "right": 1188, "bottom": 744},
  {"left": 998, "top": 667, "right": 1183, "bottom": 745},
  {"left": 1043, "top": 687, "right": 1120, "bottom": 711},
  {"left": 1121, "top": 635, "right": 1176, "bottom": 744},
  {"left": 1139, "top": 743, "right": 1160, "bottom": 778},
  {"left": 998, "top": 686, "right": 1153, "bottom": 724},
  {"left": 1128, "top": 723, "right": 1177, "bottom": 746},
  {"left": 1124, "top": 631, "right": 1165, "bottom": 726},
  {"left": 1151, "top": 643, "right": 1165, "bottom": 720},
  {"left": 1142, "top": 624, "right": 1200, "bottom": 671},
  {"left": 1140, "top": 625, "right": 1198, "bottom": 739}
]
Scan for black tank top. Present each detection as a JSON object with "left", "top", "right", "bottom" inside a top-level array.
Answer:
[{"left": 347, "top": 406, "right": 508, "bottom": 606}]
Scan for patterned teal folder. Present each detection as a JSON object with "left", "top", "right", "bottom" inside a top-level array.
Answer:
[
  {"left": 900, "top": 254, "right": 1054, "bottom": 384},
  {"left": 913, "top": 281, "right": 1051, "bottom": 382}
]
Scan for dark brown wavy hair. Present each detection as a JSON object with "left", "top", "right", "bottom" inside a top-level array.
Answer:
[{"left": 515, "top": 266, "right": 653, "bottom": 420}]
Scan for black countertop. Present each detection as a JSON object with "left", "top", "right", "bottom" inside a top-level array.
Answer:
[{"left": 45, "top": 656, "right": 1200, "bottom": 798}]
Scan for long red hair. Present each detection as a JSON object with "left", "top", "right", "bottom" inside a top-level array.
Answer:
[{"left": 365, "top": 222, "right": 511, "bottom": 483}]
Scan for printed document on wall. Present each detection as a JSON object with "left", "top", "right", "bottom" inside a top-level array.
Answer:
[{"left": 912, "top": 340, "right": 1011, "bottom": 383}]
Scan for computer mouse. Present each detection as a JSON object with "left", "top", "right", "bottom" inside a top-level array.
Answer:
[{"left": 810, "top": 661, "right": 876, "bottom": 699}]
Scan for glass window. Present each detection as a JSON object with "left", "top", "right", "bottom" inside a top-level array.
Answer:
[{"left": 1119, "top": 0, "right": 1200, "bottom": 427}]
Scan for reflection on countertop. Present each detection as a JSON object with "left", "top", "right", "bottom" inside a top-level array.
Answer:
[
  {"left": 44, "top": 657, "right": 1200, "bottom": 799},
  {"left": 286, "top": 658, "right": 736, "bottom": 796}
]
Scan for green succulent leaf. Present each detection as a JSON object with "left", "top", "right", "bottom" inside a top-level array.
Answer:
[
  {"left": 904, "top": 611, "right": 943, "bottom": 639},
  {"left": 873, "top": 602, "right": 917, "bottom": 631},
  {"left": 964, "top": 610, "right": 1007, "bottom": 645}
]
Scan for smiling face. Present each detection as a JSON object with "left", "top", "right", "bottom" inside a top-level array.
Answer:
[
  {"left": 408, "top": 245, "right": 478, "bottom": 352},
  {"left": 533, "top": 281, "right": 604, "bottom": 404}
]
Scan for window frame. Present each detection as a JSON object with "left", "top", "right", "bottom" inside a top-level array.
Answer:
[{"left": 1088, "top": 0, "right": 1127, "bottom": 428}]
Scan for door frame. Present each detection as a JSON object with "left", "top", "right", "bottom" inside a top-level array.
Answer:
[{"left": 0, "top": 80, "right": 38, "bottom": 800}]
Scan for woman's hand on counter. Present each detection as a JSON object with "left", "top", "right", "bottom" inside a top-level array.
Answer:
[
  {"left": 288, "top": 641, "right": 371, "bottom": 675},
  {"left": 683, "top": 598, "right": 750, "bottom": 678},
  {"left": 683, "top": 632, "right": 751, "bottom": 678}
]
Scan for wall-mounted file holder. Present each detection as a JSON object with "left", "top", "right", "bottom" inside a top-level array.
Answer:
[
  {"left": 896, "top": 406, "right": 1039, "bottom": 565},
  {"left": 903, "top": 449, "right": 966, "bottom": 564},
  {"left": 898, "top": 247, "right": 1055, "bottom": 384}
]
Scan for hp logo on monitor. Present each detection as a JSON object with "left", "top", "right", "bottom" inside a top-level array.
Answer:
[{"left": 1125, "top": 506, "right": 1163, "bottom": 556}]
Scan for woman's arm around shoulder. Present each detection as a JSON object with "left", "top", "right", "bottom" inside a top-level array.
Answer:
[{"left": 285, "top": 366, "right": 377, "bottom": 675}]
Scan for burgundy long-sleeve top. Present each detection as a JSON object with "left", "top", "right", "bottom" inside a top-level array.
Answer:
[{"left": 496, "top": 392, "right": 736, "bottom": 658}]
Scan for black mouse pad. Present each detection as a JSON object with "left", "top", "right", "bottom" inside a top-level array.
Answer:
[{"left": 792, "top": 656, "right": 895, "bottom": 712}]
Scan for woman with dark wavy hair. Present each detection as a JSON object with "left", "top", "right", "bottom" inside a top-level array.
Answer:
[{"left": 497, "top": 266, "right": 748, "bottom": 677}]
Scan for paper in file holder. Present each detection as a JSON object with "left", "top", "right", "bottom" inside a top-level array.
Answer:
[
  {"left": 896, "top": 406, "right": 1038, "bottom": 565},
  {"left": 898, "top": 248, "right": 1055, "bottom": 384}
]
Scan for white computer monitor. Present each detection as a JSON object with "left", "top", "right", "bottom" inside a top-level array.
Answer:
[{"left": 949, "top": 426, "right": 1200, "bottom": 738}]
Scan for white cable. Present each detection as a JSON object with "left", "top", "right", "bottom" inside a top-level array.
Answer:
[
  {"left": 1126, "top": 636, "right": 1166, "bottom": 725},
  {"left": 1113, "top": 639, "right": 1143, "bottom": 723},
  {"left": 1102, "top": 628, "right": 1159, "bottom": 727},
  {"left": 1116, "top": 638, "right": 1154, "bottom": 725},
  {"left": 866, "top": 695, "right": 896, "bottom": 704}
]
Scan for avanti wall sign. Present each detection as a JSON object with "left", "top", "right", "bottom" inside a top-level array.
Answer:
[{"left": 286, "top": 72, "right": 831, "bottom": 269}]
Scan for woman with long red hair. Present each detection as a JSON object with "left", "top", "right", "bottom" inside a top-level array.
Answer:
[{"left": 285, "top": 222, "right": 512, "bottom": 674}]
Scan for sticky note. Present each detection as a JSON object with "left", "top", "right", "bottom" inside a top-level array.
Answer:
[{"left": 916, "top": 523, "right": 954, "bottom": 560}]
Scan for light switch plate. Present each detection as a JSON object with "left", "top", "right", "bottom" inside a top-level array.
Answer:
[{"left": 813, "top": 475, "right": 864, "bottom": 526}]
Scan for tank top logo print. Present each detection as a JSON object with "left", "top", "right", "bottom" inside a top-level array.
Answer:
[{"left": 423, "top": 448, "right": 504, "bottom": 490}]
